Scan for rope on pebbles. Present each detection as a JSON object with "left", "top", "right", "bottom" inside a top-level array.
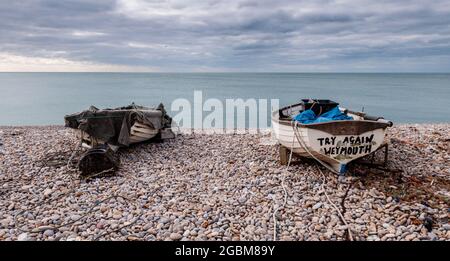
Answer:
[
  {"left": 272, "top": 121, "right": 354, "bottom": 241},
  {"left": 272, "top": 127, "right": 295, "bottom": 241},
  {"left": 316, "top": 166, "right": 354, "bottom": 241}
]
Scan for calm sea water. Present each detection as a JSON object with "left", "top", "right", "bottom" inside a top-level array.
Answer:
[{"left": 0, "top": 73, "right": 449, "bottom": 126}]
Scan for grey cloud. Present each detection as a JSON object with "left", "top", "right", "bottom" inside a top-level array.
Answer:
[{"left": 0, "top": 0, "right": 449, "bottom": 71}]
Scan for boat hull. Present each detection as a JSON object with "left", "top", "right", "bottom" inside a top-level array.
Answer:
[
  {"left": 129, "top": 122, "right": 159, "bottom": 143},
  {"left": 78, "top": 121, "right": 159, "bottom": 149},
  {"left": 272, "top": 110, "right": 390, "bottom": 174}
]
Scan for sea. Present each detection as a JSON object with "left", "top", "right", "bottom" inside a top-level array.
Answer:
[{"left": 0, "top": 73, "right": 449, "bottom": 126}]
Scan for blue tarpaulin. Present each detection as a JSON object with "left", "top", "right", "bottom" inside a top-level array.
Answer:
[{"left": 294, "top": 106, "right": 353, "bottom": 124}]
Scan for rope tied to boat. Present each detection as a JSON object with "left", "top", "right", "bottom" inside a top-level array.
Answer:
[
  {"left": 292, "top": 121, "right": 340, "bottom": 175},
  {"left": 291, "top": 120, "right": 354, "bottom": 241},
  {"left": 316, "top": 165, "right": 354, "bottom": 241}
]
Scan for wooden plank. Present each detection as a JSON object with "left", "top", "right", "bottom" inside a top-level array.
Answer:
[
  {"left": 130, "top": 131, "right": 153, "bottom": 139},
  {"left": 279, "top": 146, "right": 289, "bottom": 166},
  {"left": 131, "top": 126, "right": 158, "bottom": 135},
  {"left": 133, "top": 122, "right": 151, "bottom": 128}
]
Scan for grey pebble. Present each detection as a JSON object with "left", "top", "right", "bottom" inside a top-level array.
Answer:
[
  {"left": 169, "top": 233, "right": 182, "bottom": 241},
  {"left": 0, "top": 125, "right": 449, "bottom": 242}
]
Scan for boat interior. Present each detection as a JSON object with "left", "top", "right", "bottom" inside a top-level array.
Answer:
[{"left": 278, "top": 99, "right": 392, "bottom": 125}]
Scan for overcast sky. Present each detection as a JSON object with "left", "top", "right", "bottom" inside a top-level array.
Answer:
[{"left": 0, "top": 0, "right": 449, "bottom": 72}]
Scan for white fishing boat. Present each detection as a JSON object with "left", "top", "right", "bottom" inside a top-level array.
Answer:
[{"left": 271, "top": 99, "right": 392, "bottom": 174}]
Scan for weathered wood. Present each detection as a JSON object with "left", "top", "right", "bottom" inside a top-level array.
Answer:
[
  {"left": 279, "top": 146, "right": 289, "bottom": 166},
  {"left": 131, "top": 125, "right": 158, "bottom": 135},
  {"left": 272, "top": 102, "right": 392, "bottom": 174},
  {"left": 275, "top": 115, "right": 390, "bottom": 136},
  {"left": 301, "top": 120, "right": 390, "bottom": 136},
  {"left": 133, "top": 122, "right": 151, "bottom": 128},
  {"left": 130, "top": 131, "right": 154, "bottom": 139},
  {"left": 129, "top": 122, "right": 159, "bottom": 143}
]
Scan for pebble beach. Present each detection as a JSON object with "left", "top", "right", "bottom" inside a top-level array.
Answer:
[{"left": 0, "top": 124, "right": 449, "bottom": 241}]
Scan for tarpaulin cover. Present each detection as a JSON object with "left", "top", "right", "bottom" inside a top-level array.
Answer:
[
  {"left": 64, "top": 103, "right": 174, "bottom": 146},
  {"left": 294, "top": 106, "right": 353, "bottom": 124}
]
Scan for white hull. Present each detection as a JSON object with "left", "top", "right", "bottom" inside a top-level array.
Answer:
[{"left": 272, "top": 109, "right": 390, "bottom": 174}]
